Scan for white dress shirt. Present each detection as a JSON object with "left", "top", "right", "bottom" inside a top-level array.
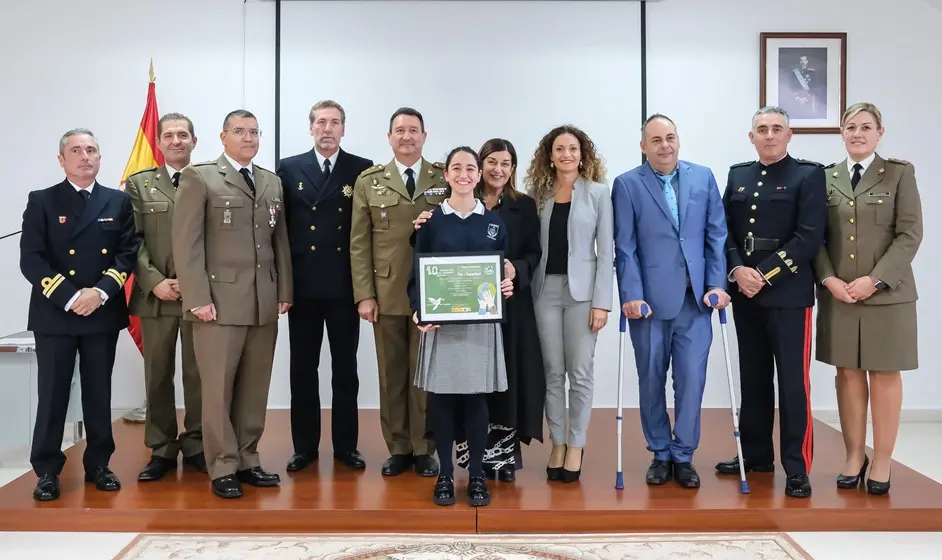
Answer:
[
  {"left": 224, "top": 153, "right": 255, "bottom": 181},
  {"left": 314, "top": 150, "right": 339, "bottom": 175},
  {"left": 394, "top": 159, "right": 423, "bottom": 193},
  {"left": 847, "top": 152, "right": 876, "bottom": 177},
  {"left": 64, "top": 180, "right": 109, "bottom": 311}
]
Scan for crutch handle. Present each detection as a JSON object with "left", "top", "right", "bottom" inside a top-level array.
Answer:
[
  {"left": 619, "top": 313, "right": 627, "bottom": 333},
  {"left": 708, "top": 293, "right": 727, "bottom": 324},
  {"left": 640, "top": 303, "right": 649, "bottom": 317}
]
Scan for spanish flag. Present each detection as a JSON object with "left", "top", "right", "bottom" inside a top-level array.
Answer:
[{"left": 117, "top": 60, "right": 164, "bottom": 354}]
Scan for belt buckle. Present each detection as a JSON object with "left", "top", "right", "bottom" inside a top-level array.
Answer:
[{"left": 744, "top": 236, "right": 755, "bottom": 253}]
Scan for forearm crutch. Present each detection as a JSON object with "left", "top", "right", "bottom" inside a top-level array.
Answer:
[
  {"left": 709, "top": 293, "right": 750, "bottom": 494},
  {"left": 616, "top": 303, "right": 648, "bottom": 490}
]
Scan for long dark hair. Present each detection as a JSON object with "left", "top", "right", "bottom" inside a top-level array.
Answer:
[
  {"left": 474, "top": 138, "right": 520, "bottom": 201},
  {"left": 442, "top": 146, "right": 482, "bottom": 198}
]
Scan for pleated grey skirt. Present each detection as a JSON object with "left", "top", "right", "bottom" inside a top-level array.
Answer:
[{"left": 414, "top": 323, "right": 508, "bottom": 394}]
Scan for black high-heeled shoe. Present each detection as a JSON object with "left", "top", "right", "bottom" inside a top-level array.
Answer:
[
  {"left": 562, "top": 448, "right": 584, "bottom": 483},
  {"left": 836, "top": 455, "right": 869, "bottom": 489},
  {"left": 546, "top": 445, "right": 566, "bottom": 481},
  {"left": 867, "top": 469, "right": 891, "bottom": 496}
]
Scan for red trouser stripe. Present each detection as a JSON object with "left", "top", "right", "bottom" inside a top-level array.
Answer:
[{"left": 802, "top": 307, "right": 814, "bottom": 474}]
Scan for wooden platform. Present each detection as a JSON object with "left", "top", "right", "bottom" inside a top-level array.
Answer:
[{"left": 1, "top": 409, "right": 941, "bottom": 533}]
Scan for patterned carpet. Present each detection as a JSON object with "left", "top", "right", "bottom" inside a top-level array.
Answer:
[{"left": 116, "top": 533, "right": 812, "bottom": 559}]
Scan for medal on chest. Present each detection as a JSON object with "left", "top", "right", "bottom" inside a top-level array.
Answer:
[
  {"left": 269, "top": 204, "right": 277, "bottom": 227},
  {"left": 223, "top": 209, "right": 232, "bottom": 225}
]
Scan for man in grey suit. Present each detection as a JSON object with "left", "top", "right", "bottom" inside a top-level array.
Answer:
[
  {"left": 526, "top": 125, "right": 614, "bottom": 483},
  {"left": 612, "top": 114, "right": 729, "bottom": 489}
]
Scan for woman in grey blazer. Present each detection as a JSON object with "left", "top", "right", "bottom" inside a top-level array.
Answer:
[{"left": 525, "top": 125, "right": 614, "bottom": 482}]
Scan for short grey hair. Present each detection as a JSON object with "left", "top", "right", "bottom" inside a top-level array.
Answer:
[
  {"left": 641, "top": 113, "right": 677, "bottom": 141},
  {"left": 309, "top": 100, "right": 346, "bottom": 125},
  {"left": 59, "top": 128, "right": 99, "bottom": 155},
  {"left": 752, "top": 106, "right": 790, "bottom": 128},
  {"left": 223, "top": 109, "right": 257, "bottom": 130}
]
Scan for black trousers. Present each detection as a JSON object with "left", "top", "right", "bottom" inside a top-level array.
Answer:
[
  {"left": 732, "top": 299, "right": 814, "bottom": 476},
  {"left": 31, "top": 331, "right": 119, "bottom": 476},
  {"left": 287, "top": 297, "right": 360, "bottom": 455}
]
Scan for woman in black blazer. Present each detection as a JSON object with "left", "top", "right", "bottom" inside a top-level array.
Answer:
[{"left": 414, "top": 138, "right": 545, "bottom": 481}]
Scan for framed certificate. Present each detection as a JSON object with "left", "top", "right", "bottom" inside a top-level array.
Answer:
[{"left": 416, "top": 251, "right": 504, "bottom": 325}]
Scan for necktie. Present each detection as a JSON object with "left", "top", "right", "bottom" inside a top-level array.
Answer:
[
  {"left": 851, "top": 163, "right": 863, "bottom": 190},
  {"left": 239, "top": 167, "right": 256, "bottom": 196},
  {"left": 657, "top": 172, "right": 679, "bottom": 225},
  {"left": 323, "top": 159, "right": 331, "bottom": 182},
  {"left": 78, "top": 189, "right": 90, "bottom": 208},
  {"left": 172, "top": 172, "right": 180, "bottom": 188},
  {"left": 404, "top": 168, "right": 416, "bottom": 198}
]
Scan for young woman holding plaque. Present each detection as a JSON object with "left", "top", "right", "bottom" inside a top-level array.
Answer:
[{"left": 407, "top": 146, "right": 514, "bottom": 507}]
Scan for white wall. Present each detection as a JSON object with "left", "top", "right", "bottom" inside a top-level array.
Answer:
[
  {"left": 2, "top": 0, "right": 939, "bottom": 415},
  {"left": 645, "top": 0, "right": 942, "bottom": 412}
]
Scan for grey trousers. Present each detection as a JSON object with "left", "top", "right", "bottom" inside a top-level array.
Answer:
[{"left": 534, "top": 274, "right": 598, "bottom": 447}]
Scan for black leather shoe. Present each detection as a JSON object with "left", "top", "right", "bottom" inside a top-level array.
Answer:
[
  {"left": 837, "top": 455, "right": 869, "bottom": 489},
  {"left": 715, "top": 456, "right": 775, "bottom": 475},
  {"left": 138, "top": 457, "right": 177, "bottom": 482},
  {"left": 645, "top": 459, "right": 673, "bottom": 485},
  {"left": 495, "top": 466, "right": 515, "bottom": 482},
  {"left": 785, "top": 474, "right": 812, "bottom": 498},
  {"left": 183, "top": 453, "right": 208, "bottom": 474},
  {"left": 467, "top": 476, "right": 490, "bottom": 507},
  {"left": 334, "top": 450, "right": 366, "bottom": 470},
  {"left": 33, "top": 474, "right": 59, "bottom": 501},
  {"left": 674, "top": 462, "right": 701, "bottom": 489},
  {"left": 433, "top": 475, "right": 455, "bottom": 506},
  {"left": 414, "top": 454, "right": 439, "bottom": 477},
  {"left": 85, "top": 466, "right": 121, "bottom": 491},
  {"left": 286, "top": 452, "right": 317, "bottom": 472},
  {"left": 212, "top": 474, "right": 242, "bottom": 499},
  {"left": 382, "top": 454, "right": 414, "bottom": 476},
  {"left": 235, "top": 467, "right": 281, "bottom": 487}
]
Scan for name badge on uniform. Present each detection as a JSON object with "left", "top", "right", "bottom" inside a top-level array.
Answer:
[
  {"left": 269, "top": 205, "right": 277, "bottom": 228},
  {"left": 223, "top": 209, "right": 232, "bottom": 224},
  {"left": 870, "top": 192, "right": 890, "bottom": 197}
]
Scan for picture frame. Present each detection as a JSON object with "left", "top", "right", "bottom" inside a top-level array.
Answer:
[
  {"left": 759, "top": 32, "right": 847, "bottom": 134},
  {"left": 416, "top": 251, "right": 505, "bottom": 325}
]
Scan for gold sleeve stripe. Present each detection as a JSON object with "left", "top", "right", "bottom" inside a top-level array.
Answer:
[
  {"left": 104, "top": 269, "right": 127, "bottom": 287},
  {"left": 763, "top": 267, "right": 781, "bottom": 281},
  {"left": 41, "top": 274, "right": 65, "bottom": 298}
]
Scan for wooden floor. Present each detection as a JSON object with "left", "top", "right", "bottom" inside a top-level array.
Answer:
[{"left": 1, "top": 409, "right": 941, "bottom": 533}]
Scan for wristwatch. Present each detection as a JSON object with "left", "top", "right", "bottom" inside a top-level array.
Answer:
[{"left": 872, "top": 277, "right": 886, "bottom": 290}]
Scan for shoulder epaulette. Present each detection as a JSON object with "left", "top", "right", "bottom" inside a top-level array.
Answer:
[
  {"left": 254, "top": 164, "right": 273, "bottom": 174},
  {"left": 431, "top": 161, "right": 444, "bottom": 169},
  {"left": 886, "top": 157, "right": 911, "bottom": 165},
  {"left": 825, "top": 161, "right": 840, "bottom": 169},
  {"left": 355, "top": 164, "right": 384, "bottom": 181},
  {"left": 729, "top": 161, "right": 753, "bottom": 169},
  {"left": 796, "top": 158, "right": 824, "bottom": 168},
  {"left": 127, "top": 166, "right": 157, "bottom": 178},
  {"left": 193, "top": 160, "right": 216, "bottom": 167}
]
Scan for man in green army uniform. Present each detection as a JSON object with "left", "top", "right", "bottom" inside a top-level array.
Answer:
[
  {"left": 125, "top": 113, "right": 207, "bottom": 480},
  {"left": 350, "top": 107, "right": 447, "bottom": 477}
]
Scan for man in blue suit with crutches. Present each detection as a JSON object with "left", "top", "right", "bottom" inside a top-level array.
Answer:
[{"left": 612, "top": 114, "right": 729, "bottom": 488}]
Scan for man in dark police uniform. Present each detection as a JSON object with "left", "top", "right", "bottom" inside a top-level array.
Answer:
[
  {"left": 19, "top": 128, "right": 139, "bottom": 501},
  {"left": 716, "top": 107, "right": 827, "bottom": 498}
]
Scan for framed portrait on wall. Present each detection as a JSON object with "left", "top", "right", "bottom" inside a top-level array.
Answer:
[{"left": 760, "top": 32, "right": 847, "bottom": 134}]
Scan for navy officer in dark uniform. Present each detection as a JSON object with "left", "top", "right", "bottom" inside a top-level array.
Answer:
[
  {"left": 715, "top": 107, "right": 827, "bottom": 498},
  {"left": 19, "top": 128, "right": 139, "bottom": 501},
  {"left": 277, "top": 100, "right": 373, "bottom": 472}
]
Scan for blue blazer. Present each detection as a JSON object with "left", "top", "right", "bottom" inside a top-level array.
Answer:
[{"left": 612, "top": 160, "right": 727, "bottom": 320}]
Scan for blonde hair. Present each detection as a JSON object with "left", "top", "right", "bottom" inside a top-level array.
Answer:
[
  {"left": 524, "top": 125, "right": 606, "bottom": 210},
  {"left": 842, "top": 102, "right": 883, "bottom": 130}
]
